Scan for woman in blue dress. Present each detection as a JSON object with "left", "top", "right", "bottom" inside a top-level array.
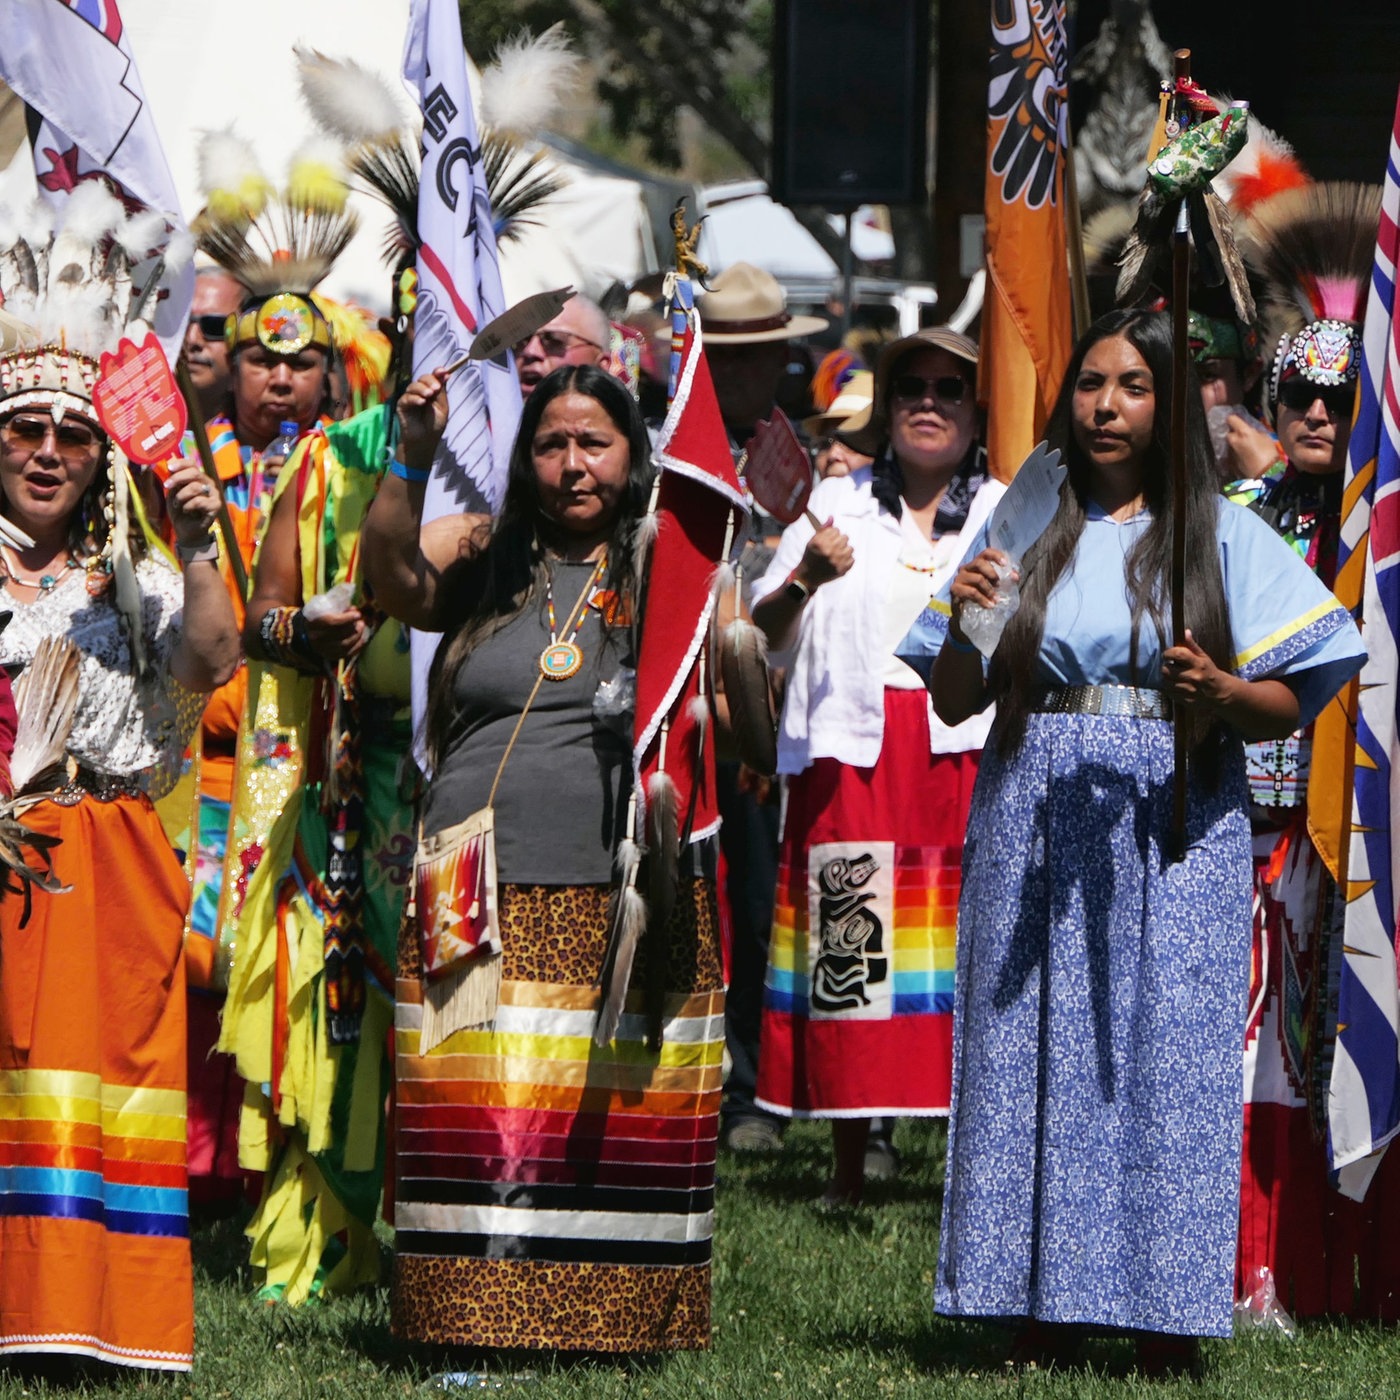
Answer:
[{"left": 927, "top": 309, "right": 1365, "bottom": 1371}]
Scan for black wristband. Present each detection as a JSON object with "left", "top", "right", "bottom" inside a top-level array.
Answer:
[{"left": 252, "top": 606, "right": 322, "bottom": 673}]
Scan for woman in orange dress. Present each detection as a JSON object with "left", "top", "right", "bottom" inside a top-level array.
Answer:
[{"left": 0, "top": 197, "right": 240, "bottom": 1374}]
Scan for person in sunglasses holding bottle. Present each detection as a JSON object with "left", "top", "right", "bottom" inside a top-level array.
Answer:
[
  {"left": 748, "top": 327, "right": 1004, "bottom": 1205},
  {"left": 514, "top": 294, "right": 611, "bottom": 399}
]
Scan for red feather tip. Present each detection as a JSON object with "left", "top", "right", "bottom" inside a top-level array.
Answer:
[{"left": 1230, "top": 149, "right": 1311, "bottom": 215}]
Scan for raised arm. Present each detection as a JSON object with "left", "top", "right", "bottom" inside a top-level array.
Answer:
[
  {"left": 163, "top": 461, "right": 241, "bottom": 692},
  {"left": 361, "top": 370, "right": 486, "bottom": 631},
  {"left": 241, "top": 469, "right": 369, "bottom": 673}
]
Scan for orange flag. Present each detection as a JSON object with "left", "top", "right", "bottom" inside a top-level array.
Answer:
[{"left": 979, "top": 1, "right": 1075, "bottom": 482}]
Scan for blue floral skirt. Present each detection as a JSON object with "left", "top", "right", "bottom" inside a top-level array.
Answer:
[{"left": 935, "top": 710, "right": 1251, "bottom": 1337}]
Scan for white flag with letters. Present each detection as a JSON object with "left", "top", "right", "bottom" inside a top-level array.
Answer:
[{"left": 403, "top": 0, "right": 521, "bottom": 768}]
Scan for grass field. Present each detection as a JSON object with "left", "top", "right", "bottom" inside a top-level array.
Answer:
[{"left": 2, "top": 1120, "right": 1395, "bottom": 1399}]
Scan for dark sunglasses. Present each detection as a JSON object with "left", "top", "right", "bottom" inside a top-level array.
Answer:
[
  {"left": 1, "top": 414, "right": 102, "bottom": 458},
  {"left": 515, "top": 328, "right": 601, "bottom": 358},
  {"left": 891, "top": 373, "right": 968, "bottom": 407},
  {"left": 188, "top": 313, "right": 230, "bottom": 340},
  {"left": 1278, "top": 377, "right": 1354, "bottom": 419}
]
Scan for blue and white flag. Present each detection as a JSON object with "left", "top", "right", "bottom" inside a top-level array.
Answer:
[
  {"left": 1329, "top": 87, "right": 1400, "bottom": 1200},
  {"left": 0, "top": 0, "right": 192, "bottom": 361},
  {"left": 403, "top": 0, "right": 521, "bottom": 766}
]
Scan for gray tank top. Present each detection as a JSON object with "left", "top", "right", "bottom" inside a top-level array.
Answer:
[{"left": 421, "top": 560, "right": 631, "bottom": 885}]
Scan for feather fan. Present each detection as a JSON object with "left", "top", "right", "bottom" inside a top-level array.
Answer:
[
  {"left": 594, "top": 836, "right": 645, "bottom": 1046},
  {"left": 718, "top": 618, "right": 777, "bottom": 776},
  {"left": 10, "top": 635, "right": 80, "bottom": 793}
]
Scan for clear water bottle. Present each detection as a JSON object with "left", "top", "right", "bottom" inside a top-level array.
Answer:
[{"left": 261, "top": 419, "right": 301, "bottom": 484}]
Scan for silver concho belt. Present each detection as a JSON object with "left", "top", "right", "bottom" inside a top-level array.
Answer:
[{"left": 1037, "top": 684, "right": 1172, "bottom": 721}]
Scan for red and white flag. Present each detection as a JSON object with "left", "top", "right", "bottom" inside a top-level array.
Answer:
[
  {"left": 0, "top": 0, "right": 192, "bottom": 360},
  {"left": 402, "top": 0, "right": 521, "bottom": 763},
  {"left": 634, "top": 276, "right": 749, "bottom": 844}
]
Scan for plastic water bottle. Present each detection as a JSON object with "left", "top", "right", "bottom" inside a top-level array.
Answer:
[
  {"left": 959, "top": 556, "right": 1021, "bottom": 660},
  {"left": 261, "top": 419, "right": 301, "bottom": 485}
]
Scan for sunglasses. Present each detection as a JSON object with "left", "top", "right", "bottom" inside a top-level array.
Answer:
[
  {"left": 188, "top": 313, "right": 230, "bottom": 340},
  {"left": 515, "top": 328, "right": 602, "bottom": 358},
  {"left": 1277, "top": 377, "right": 1354, "bottom": 420},
  {"left": 891, "top": 374, "right": 968, "bottom": 407},
  {"left": 1, "top": 414, "right": 102, "bottom": 460}
]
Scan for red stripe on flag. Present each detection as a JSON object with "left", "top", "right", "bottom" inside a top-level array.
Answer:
[
  {"left": 418, "top": 241, "right": 479, "bottom": 335},
  {"left": 1372, "top": 484, "right": 1400, "bottom": 565}
]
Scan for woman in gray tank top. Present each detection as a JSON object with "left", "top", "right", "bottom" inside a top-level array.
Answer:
[{"left": 363, "top": 362, "right": 726, "bottom": 1355}]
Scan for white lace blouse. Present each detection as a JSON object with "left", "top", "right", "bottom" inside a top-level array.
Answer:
[{"left": 0, "top": 555, "right": 202, "bottom": 793}]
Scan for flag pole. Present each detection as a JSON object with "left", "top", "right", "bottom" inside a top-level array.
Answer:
[
  {"left": 1168, "top": 48, "right": 1192, "bottom": 863},
  {"left": 175, "top": 360, "right": 249, "bottom": 601}
]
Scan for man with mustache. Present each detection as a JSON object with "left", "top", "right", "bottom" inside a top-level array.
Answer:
[{"left": 184, "top": 268, "right": 246, "bottom": 423}]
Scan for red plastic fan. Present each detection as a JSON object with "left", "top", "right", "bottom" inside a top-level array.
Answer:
[{"left": 742, "top": 409, "right": 819, "bottom": 527}]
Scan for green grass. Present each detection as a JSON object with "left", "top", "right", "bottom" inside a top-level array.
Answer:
[{"left": 3, "top": 1121, "right": 1397, "bottom": 1398}]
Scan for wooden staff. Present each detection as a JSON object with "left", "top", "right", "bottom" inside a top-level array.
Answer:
[
  {"left": 1169, "top": 48, "right": 1192, "bottom": 862},
  {"left": 175, "top": 361, "right": 249, "bottom": 601}
]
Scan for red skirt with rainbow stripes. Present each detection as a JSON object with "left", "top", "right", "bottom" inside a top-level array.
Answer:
[{"left": 756, "top": 688, "right": 978, "bottom": 1118}]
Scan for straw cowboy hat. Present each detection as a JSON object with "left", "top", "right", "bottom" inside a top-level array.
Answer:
[
  {"left": 801, "top": 370, "right": 874, "bottom": 438},
  {"left": 700, "top": 261, "right": 828, "bottom": 343},
  {"left": 838, "top": 325, "right": 979, "bottom": 455}
]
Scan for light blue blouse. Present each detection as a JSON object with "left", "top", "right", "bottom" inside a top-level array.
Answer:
[{"left": 901, "top": 497, "right": 1365, "bottom": 728}]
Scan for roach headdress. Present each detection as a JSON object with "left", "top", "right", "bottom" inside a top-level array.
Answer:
[{"left": 1243, "top": 181, "right": 1381, "bottom": 406}]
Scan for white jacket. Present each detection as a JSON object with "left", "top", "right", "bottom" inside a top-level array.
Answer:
[{"left": 754, "top": 466, "right": 1003, "bottom": 775}]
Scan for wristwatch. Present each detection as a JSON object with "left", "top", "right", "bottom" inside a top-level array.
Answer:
[
  {"left": 176, "top": 535, "right": 219, "bottom": 564},
  {"left": 783, "top": 576, "right": 811, "bottom": 605}
]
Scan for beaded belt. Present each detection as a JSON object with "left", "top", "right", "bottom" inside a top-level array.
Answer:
[
  {"left": 1037, "top": 684, "right": 1172, "bottom": 721},
  {"left": 53, "top": 765, "right": 145, "bottom": 806}
]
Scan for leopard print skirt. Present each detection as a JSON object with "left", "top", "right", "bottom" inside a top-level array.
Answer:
[{"left": 392, "top": 879, "right": 724, "bottom": 1352}]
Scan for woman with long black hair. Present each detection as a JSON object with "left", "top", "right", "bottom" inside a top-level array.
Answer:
[
  {"left": 364, "top": 361, "right": 723, "bottom": 1354},
  {"left": 928, "top": 309, "right": 1364, "bottom": 1369}
]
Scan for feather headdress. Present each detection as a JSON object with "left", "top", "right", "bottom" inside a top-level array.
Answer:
[
  {"left": 1242, "top": 181, "right": 1380, "bottom": 401},
  {"left": 192, "top": 128, "right": 355, "bottom": 354},
  {"left": 0, "top": 195, "right": 190, "bottom": 675},
  {"left": 0, "top": 187, "right": 189, "bottom": 408}
]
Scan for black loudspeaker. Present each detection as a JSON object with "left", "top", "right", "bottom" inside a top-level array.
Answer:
[{"left": 771, "top": 0, "right": 931, "bottom": 207}]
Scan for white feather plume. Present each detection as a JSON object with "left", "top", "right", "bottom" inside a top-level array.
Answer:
[
  {"left": 196, "top": 127, "right": 266, "bottom": 199},
  {"left": 161, "top": 226, "right": 196, "bottom": 274},
  {"left": 115, "top": 209, "right": 170, "bottom": 261},
  {"left": 295, "top": 44, "right": 411, "bottom": 145},
  {"left": 479, "top": 25, "right": 580, "bottom": 135},
  {"left": 52, "top": 181, "right": 124, "bottom": 245},
  {"left": 19, "top": 199, "right": 55, "bottom": 246}
]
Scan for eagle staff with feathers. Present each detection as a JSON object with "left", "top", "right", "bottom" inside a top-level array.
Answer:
[{"left": 1117, "top": 49, "right": 1256, "bottom": 857}]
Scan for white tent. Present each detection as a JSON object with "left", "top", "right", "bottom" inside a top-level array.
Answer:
[{"left": 696, "top": 180, "right": 896, "bottom": 279}]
